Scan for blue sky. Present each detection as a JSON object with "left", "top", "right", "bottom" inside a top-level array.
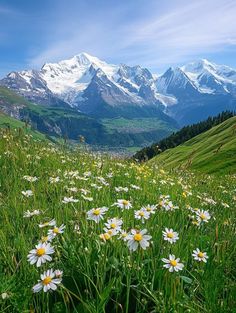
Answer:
[{"left": 0, "top": 0, "right": 236, "bottom": 77}]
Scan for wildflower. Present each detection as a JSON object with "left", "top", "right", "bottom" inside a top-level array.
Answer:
[
  {"left": 22, "top": 190, "right": 33, "bottom": 197},
  {"left": 27, "top": 242, "right": 55, "bottom": 267},
  {"left": 104, "top": 218, "right": 123, "bottom": 232},
  {"left": 134, "top": 209, "right": 150, "bottom": 223},
  {"left": 23, "top": 175, "right": 38, "bottom": 182},
  {"left": 62, "top": 196, "right": 79, "bottom": 203},
  {"left": 23, "top": 209, "right": 41, "bottom": 218},
  {"left": 126, "top": 229, "right": 152, "bottom": 251},
  {"left": 119, "top": 230, "right": 128, "bottom": 241},
  {"left": 99, "top": 232, "right": 111, "bottom": 241},
  {"left": 49, "top": 177, "right": 60, "bottom": 184},
  {"left": 39, "top": 219, "right": 56, "bottom": 228},
  {"left": 115, "top": 186, "right": 129, "bottom": 192},
  {"left": 192, "top": 248, "right": 208, "bottom": 262},
  {"left": 39, "top": 235, "right": 53, "bottom": 243},
  {"left": 130, "top": 184, "right": 141, "bottom": 190},
  {"left": 1, "top": 292, "right": 10, "bottom": 299},
  {"left": 162, "top": 254, "right": 184, "bottom": 272},
  {"left": 162, "top": 228, "right": 179, "bottom": 244},
  {"left": 48, "top": 224, "right": 65, "bottom": 238},
  {"left": 142, "top": 204, "right": 156, "bottom": 214},
  {"left": 196, "top": 210, "right": 211, "bottom": 223},
  {"left": 87, "top": 207, "right": 108, "bottom": 223},
  {"left": 115, "top": 199, "right": 132, "bottom": 210},
  {"left": 33, "top": 269, "right": 62, "bottom": 293}
]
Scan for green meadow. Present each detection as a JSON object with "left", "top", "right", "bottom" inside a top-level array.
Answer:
[{"left": 0, "top": 128, "right": 235, "bottom": 313}]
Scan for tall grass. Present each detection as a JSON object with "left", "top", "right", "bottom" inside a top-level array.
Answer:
[{"left": 0, "top": 128, "right": 235, "bottom": 313}]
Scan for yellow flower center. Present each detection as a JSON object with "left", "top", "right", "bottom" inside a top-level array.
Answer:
[
  {"left": 104, "top": 233, "right": 110, "bottom": 240},
  {"left": 53, "top": 227, "right": 59, "bottom": 234},
  {"left": 122, "top": 200, "right": 129, "bottom": 206},
  {"left": 134, "top": 233, "right": 143, "bottom": 241},
  {"left": 41, "top": 236, "right": 48, "bottom": 243},
  {"left": 170, "top": 260, "right": 177, "bottom": 267},
  {"left": 200, "top": 213, "right": 206, "bottom": 220},
  {"left": 111, "top": 223, "right": 116, "bottom": 228},
  {"left": 122, "top": 233, "right": 127, "bottom": 237},
  {"left": 36, "top": 248, "right": 45, "bottom": 256},
  {"left": 198, "top": 252, "right": 204, "bottom": 258},
  {"left": 43, "top": 222, "right": 49, "bottom": 226},
  {"left": 167, "top": 232, "right": 174, "bottom": 238},
  {"left": 108, "top": 230, "right": 113, "bottom": 235},
  {"left": 93, "top": 209, "right": 101, "bottom": 215},
  {"left": 139, "top": 211, "right": 145, "bottom": 217},
  {"left": 42, "top": 276, "right": 52, "bottom": 285},
  {"left": 146, "top": 207, "right": 151, "bottom": 211}
]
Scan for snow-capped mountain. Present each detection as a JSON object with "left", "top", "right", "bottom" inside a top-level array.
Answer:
[{"left": 0, "top": 54, "right": 236, "bottom": 124}]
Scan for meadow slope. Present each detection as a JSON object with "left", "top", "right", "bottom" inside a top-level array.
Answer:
[
  {"left": 151, "top": 116, "right": 236, "bottom": 174},
  {"left": 0, "top": 128, "right": 235, "bottom": 313}
]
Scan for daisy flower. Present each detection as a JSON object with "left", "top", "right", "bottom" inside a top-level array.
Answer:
[
  {"left": 118, "top": 230, "right": 129, "bottom": 241},
  {"left": 33, "top": 269, "right": 62, "bottom": 293},
  {"left": 23, "top": 209, "right": 41, "bottom": 218},
  {"left": 192, "top": 248, "right": 208, "bottom": 262},
  {"left": 39, "top": 219, "right": 56, "bottom": 228},
  {"left": 142, "top": 205, "right": 156, "bottom": 214},
  {"left": 27, "top": 242, "right": 55, "bottom": 267},
  {"left": 162, "top": 254, "right": 184, "bottom": 272},
  {"left": 22, "top": 190, "right": 33, "bottom": 197},
  {"left": 87, "top": 207, "right": 108, "bottom": 223},
  {"left": 104, "top": 218, "right": 123, "bottom": 232},
  {"left": 134, "top": 209, "right": 150, "bottom": 223},
  {"left": 196, "top": 210, "right": 211, "bottom": 223},
  {"left": 48, "top": 224, "right": 65, "bottom": 238},
  {"left": 115, "top": 199, "right": 132, "bottom": 210},
  {"left": 62, "top": 196, "right": 79, "bottom": 203},
  {"left": 126, "top": 229, "right": 152, "bottom": 251},
  {"left": 162, "top": 228, "right": 179, "bottom": 244},
  {"left": 99, "top": 233, "right": 111, "bottom": 241}
]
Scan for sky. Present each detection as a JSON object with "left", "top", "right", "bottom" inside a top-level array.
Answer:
[{"left": 0, "top": 0, "right": 236, "bottom": 77}]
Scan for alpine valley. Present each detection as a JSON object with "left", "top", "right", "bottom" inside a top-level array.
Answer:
[{"left": 1, "top": 53, "right": 236, "bottom": 150}]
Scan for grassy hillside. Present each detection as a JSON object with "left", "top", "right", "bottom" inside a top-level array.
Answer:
[
  {"left": 0, "top": 129, "right": 235, "bottom": 312},
  {"left": 0, "top": 87, "right": 177, "bottom": 150},
  {"left": 0, "top": 112, "right": 51, "bottom": 141},
  {"left": 151, "top": 116, "right": 236, "bottom": 174}
]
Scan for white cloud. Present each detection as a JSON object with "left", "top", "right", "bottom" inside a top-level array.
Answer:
[{"left": 28, "top": 0, "right": 236, "bottom": 70}]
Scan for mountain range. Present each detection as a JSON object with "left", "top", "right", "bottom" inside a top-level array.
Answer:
[{"left": 0, "top": 53, "right": 236, "bottom": 149}]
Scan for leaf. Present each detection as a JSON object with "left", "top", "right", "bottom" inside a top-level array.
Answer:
[{"left": 180, "top": 276, "right": 193, "bottom": 284}]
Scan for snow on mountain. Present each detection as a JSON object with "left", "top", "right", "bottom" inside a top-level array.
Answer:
[
  {"left": 1, "top": 54, "right": 236, "bottom": 121},
  {"left": 181, "top": 59, "right": 236, "bottom": 94}
]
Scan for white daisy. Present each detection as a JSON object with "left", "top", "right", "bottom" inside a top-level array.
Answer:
[
  {"left": 104, "top": 218, "right": 123, "bottom": 232},
  {"left": 87, "top": 207, "right": 108, "bottom": 223},
  {"left": 27, "top": 242, "right": 55, "bottom": 267},
  {"left": 162, "top": 254, "right": 184, "bottom": 272},
  {"left": 192, "top": 248, "right": 208, "bottom": 262},
  {"left": 134, "top": 209, "right": 150, "bottom": 223},
  {"left": 39, "top": 219, "right": 56, "bottom": 228},
  {"left": 23, "top": 175, "right": 38, "bottom": 182},
  {"left": 49, "top": 177, "right": 60, "bottom": 184},
  {"left": 119, "top": 230, "right": 129, "bottom": 241},
  {"left": 115, "top": 199, "right": 132, "bottom": 210},
  {"left": 62, "top": 196, "right": 79, "bottom": 203},
  {"left": 162, "top": 228, "right": 179, "bottom": 244},
  {"left": 33, "top": 269, "right": 62, "bottom": 293},
  {"left": 126, "top": 229, "right": 152, "bottom": 251},
  {"left": 22, "top": 190, "right": 33, "bottom": 197},
  {"left": 142, "top": 205, "right": 156, "bottom": 214},
  {"left": 23, "top": 210, "right": 41, "bottom": 218},
  {"left": 196, "top": 210, "right": 211, "bottom": 223},
  {"left": 48, "top": 224, "right": 65, "bottom": 238}
]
